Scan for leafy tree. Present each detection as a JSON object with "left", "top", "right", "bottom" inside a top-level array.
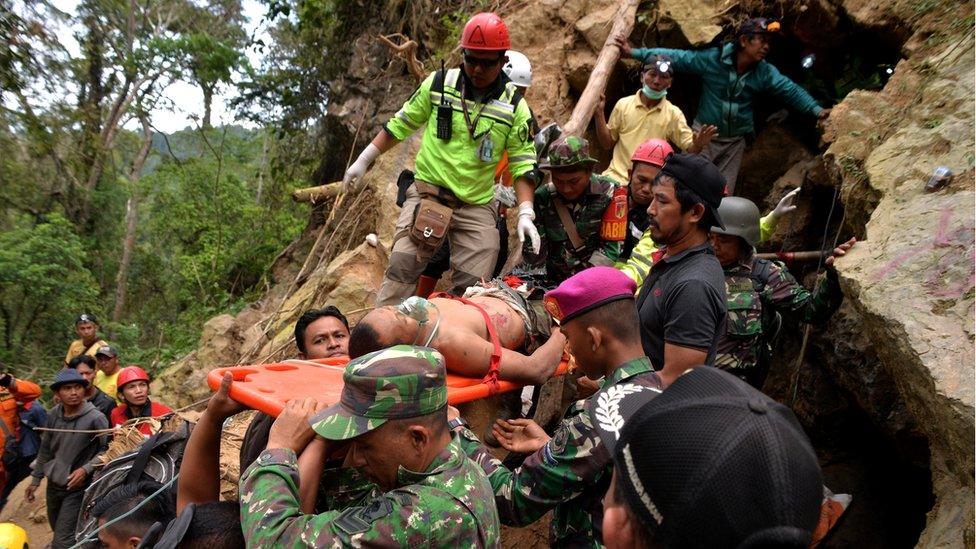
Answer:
[{"left": 0, "top": 214, "right": 99, "bottom": 373}]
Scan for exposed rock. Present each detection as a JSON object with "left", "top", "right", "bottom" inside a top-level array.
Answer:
[
  {"left": 154, "top": 314, "right": 241, "bottom": 408},
  {"left": 656, "top": 0, "right": 723, "bottom": 47},
  {"left": 575, "top": 3, "right": 619, "bottom": 51},
  {"left": 823, "top": 19, "right": 975, "bottom": 547}
]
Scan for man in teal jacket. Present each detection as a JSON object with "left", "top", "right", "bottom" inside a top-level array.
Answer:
[{"left": 616, "top": 17, "right": 830, "bottom": 193}]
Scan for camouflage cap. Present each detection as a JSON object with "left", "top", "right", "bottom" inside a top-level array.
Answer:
[
  {"left": 539, "top": 135, "right": 598, "bottom": 170},
  {"left": 310, "top": 345, "right": 448, "bottom": 440}
]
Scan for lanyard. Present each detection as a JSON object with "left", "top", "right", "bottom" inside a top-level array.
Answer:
[{"left": 458, "top": 78, "right": 490, "bottom": 140}]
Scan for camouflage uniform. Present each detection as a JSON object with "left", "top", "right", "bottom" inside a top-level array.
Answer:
[
  {"left": 716, "top": 252, "right": 843, "bottom": 384},
  {"left": 523, "top": 137, "right": 624, "bottom": 285},
  {"left": 458, "top": 357, "right": 663, "bottom": 547},
  {"left": 239, "top": 345, "right": 501, "bottom": 548}
]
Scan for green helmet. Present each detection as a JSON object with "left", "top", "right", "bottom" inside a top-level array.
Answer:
[
  {"left": 712, "top": 197, "right": 761, "bottom": 247},
  {"left": 539, "top": 135, "right": 598, "bottom": 170}
]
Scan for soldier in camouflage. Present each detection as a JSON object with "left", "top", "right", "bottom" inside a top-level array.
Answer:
[
  {"left": 711, "top": 197, "right": 856, "bottom": 387},
  {"left": 239, "top": 345, "right": 500, "bottom": 547},
  {"left": 453, "top": 267, "right": 663, "bottom": 547},
  {"left": 522, "top": 135, "right": 626, "bottom": 286}
]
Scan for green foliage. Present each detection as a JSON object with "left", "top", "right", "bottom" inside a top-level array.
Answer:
[{"left": 0, "top": 214, "right": 99, "bottom": 374}]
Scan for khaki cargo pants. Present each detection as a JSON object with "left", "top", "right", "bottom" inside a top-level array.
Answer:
[{"left": 375, "top": 182, "right": 499, "bottom": 306}]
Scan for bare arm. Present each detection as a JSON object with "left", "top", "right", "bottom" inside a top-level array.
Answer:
[
  {"left": 369, "top": 130, "right": 399, "bottom": 154},
  {"left": 658, "top": 343, "right": 708, "bottom": 388},
  {"left": 439, "top": 328, "right": 567, "bottom": 385},
  {"left": 593, "top": 94, "right": 614, "bottom": 150},
  {"left": 514, "top": 176, "right": 535, "bottom": 205},
  {"left": 297, "top": 437, "right": 329, "bottom": 513},
  {"left": 177, "top": 373, "right": 245, "bottom": 513}
]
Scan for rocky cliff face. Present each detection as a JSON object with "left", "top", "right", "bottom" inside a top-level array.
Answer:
[
  {"left": 822, "top": 3, "right": 974, "bottom": 544},
  {"left": 155, "top": 0, "right": 973, "bottom": 545}
]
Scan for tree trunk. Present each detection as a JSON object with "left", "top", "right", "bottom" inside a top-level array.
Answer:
[
  {"left": 562, "top": 0, "right": 641, "bottom": 137},
  {"left": 112, "top": 114, "right": 153, "bottom": 322},
  {"left": 255, "top": 132, "right": 268, "bottom": 204},
  {"left": 202, "top": 84, "right": 214, "bottom": 129}
]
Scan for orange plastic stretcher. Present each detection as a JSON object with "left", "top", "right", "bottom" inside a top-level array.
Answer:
[{"left": 206, "top": 356, "right": 570, "bottom": 417}]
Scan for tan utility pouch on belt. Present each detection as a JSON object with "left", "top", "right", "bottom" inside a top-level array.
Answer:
[{"left": 410, "top": 198, "right": 453, "bottom": 257}]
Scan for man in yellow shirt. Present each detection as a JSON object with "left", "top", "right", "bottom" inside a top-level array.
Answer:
[
  {"left": 594, "top": 55, "right": 717, "bottom": 185},
  {"left": 63, "top": 314, "right": 108, "bottom": 366},
  {"left": 93, "top": 345, "right": 123, "bottom": 405}
]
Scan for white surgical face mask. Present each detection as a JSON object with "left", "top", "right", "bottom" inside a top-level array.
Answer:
[
  {"left": 397, "top": 297, "right": 441, "bottom": 346},
  {"left": 642, "top": 85, "right": 667, "bottom": 100}
]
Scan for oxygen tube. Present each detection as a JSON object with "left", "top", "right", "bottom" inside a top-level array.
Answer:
[{"left": 397, "top": 296, "right": 441, "bottom": 347}]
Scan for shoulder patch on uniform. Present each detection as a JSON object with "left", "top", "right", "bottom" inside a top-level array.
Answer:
[{"left": 334, "top": 497, "right": 395, "bottom": 535}]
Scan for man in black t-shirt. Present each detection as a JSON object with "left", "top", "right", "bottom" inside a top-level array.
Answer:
[{"left": 635, "top": 153, "right": 727, "bottom": 387}]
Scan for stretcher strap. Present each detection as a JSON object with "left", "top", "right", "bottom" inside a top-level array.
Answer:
[{"left": 430, "top": 292, "right": 503, "bottom": 395}]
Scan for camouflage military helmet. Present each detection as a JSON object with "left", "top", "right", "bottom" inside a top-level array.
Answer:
[
  {"left": 712, "top": 196, "right": 761, "bottom": 247},
  {"left": 539, "top": 135, "right": 598, "bottom": 170},
  {"left": 310, "top": 345, "right": 448, "bottom": 440}
]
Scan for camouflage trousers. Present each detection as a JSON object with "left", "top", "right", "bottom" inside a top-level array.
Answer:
[
  {"left": 376, "top": 183, "right": 499, "bottom": 306},
  {"left": 462, "top": 279, "right": 552, "bottom": 354}
]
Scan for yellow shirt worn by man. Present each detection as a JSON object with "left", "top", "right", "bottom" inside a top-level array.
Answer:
[
  {"left": 94, "top": 345, "right": 123, "bottom": 404},
  {"left": 603, "top": 92, "right": 694, "bottom": 184},
  {"left": 94, "top": 370, "right": 121, "bottom": 405},
  {"left": 63, "top": 339, "right": 108, "bottom": 365}
]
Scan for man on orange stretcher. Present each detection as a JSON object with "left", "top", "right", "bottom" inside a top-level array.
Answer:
[{"left": 349, "top": 279, "right": 568, "bottom": 388}]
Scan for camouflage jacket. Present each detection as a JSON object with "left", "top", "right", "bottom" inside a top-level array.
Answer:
[
  {"left": 716, "top": 253, "right": 843, "bottom": 376},
  {"left": 240, "top": 435, "right": 501, "bottom": 548},
  {"left": 315, "top": 463, "right": 376, "bottom": 512},
  {"left": 522, "top": 174, "right": 623, "bottom": 285},
  {"left": 458, "top": 357, "right": 662, "bottom": 548}
]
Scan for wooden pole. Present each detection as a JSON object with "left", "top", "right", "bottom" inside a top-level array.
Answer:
[
  {"left": 291, "top": 182, "right": 341, "bottom": 204},
  {"left": 562, "top": 0, "right": 641, "bottom": 137}
]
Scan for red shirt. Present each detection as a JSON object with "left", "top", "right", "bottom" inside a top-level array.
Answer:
[{"left": 110, "top": 400, "right": 174, "bottom": 436}]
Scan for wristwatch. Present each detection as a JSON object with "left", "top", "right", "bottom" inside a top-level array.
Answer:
[{"left": 448, "top": 417, "right": 469, "bottom": 432}]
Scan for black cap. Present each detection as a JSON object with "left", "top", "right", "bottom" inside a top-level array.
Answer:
[
  {"left": 608, "top": 367, "right": 823, "bottom": 548},
  {"left": 659, "top": 153, "right": 727, "bottom": 229},
  {"left": 76, "top": 313, "right": 98, "bottom": 325},
  {"left": 95, "top": 345, "right": 117, "bottom": 358},
  {"left": 737, "top": 17, "right": 781, "bottom": 37}
]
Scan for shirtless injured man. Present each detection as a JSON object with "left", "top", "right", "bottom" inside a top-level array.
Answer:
[{"left": 349, "top": 280, "right": 567, "bottom": 386}]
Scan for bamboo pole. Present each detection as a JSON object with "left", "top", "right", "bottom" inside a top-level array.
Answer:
[
  {"left": 756, "top": 251, "right": 830, "bottom": 262},
  {"left": 291, "top": 182, "right": 341, "bottom": 204},
  {"left": 562, "top": 0, "right": 641, "bottom": 137}
]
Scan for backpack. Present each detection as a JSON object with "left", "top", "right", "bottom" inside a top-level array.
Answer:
[{"left": 74, "top": 422, "right": 190, "bottom": 547}]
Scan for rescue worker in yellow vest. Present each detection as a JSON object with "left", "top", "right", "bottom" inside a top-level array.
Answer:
[{"left": 344, "top": 12, "right": 540, "bottom": 306}]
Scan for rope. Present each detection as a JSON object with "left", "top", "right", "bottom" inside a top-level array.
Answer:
[
  {"left": 68, "top": 473, "right": 180, "bottom": 549},
  {"left": 789, "top": 186, "right": 844, "bottom": 405},
  {"left": 34, "top": 396, "right": 213, "bottom": 435}
]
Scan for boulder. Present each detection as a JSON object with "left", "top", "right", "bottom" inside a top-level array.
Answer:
[
  {"left": 656, "top": 0, "right": 723, "bottom": 47},
  {"left": 825, "top": 27, "right": 975, "bottom": 546}
]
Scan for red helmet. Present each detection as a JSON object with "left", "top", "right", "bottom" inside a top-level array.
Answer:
[
  {"left": 117, "top": 366, "right": 150, "bottom": 389},
  {"left": 460, "top": 13, "right": 510, "bottom": 51},
  {"left": 631, "top": 138, "right": 674, "bottom": 168}
]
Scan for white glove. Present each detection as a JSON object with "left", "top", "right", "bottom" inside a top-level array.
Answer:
[
  {"left": 516, "top": 201, "right": 541, "bottom": 255},
  {"left": 770, "top": 187, "right": 800, "bottom": 221},
  {"left": 342, "top": 143, "right": 381, "bottom": 193}
]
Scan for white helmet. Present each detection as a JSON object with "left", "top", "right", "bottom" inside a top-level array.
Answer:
[{"left": 503, "top": 50, "right": 532, "bottom": 88}]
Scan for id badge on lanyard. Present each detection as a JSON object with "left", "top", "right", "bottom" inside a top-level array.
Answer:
[
  {"left": 476, "top": 133, "right": 494, "bottom": 162},
  {"left": 460, "top": 78, "right": 495, "bottom": 163}
]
